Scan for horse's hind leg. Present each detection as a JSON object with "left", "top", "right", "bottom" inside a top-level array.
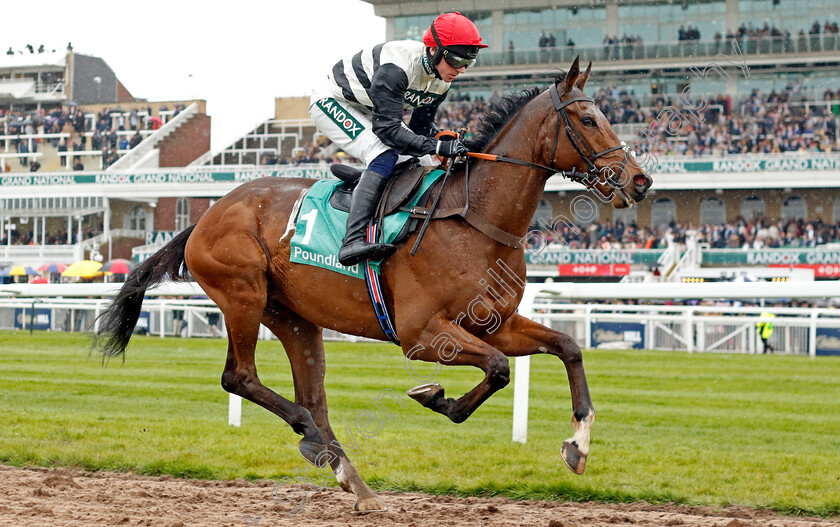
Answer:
[
  {"left": 483, "top": 313, "right": 595, "bottom": 475},
  {"left": 210, "top": 285, "right": 327, "bottom": 465},
  {"left": 262, "top": 304, "right": 386, "bottom": 513},
  {"left": 402, "top": 316, "right": 511, "bottom": 424}
]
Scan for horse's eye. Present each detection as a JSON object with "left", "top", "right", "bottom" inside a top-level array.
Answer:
[{"left": 582, "top": 117, "right": 596, "bottom": 127}]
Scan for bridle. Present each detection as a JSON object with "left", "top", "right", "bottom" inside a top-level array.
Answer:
[
  {"left": 550, "top": 83, "right": 632, "bottom": 189},
  {"left": 468, "top": 82, "right": 633, "bottom": 193}
]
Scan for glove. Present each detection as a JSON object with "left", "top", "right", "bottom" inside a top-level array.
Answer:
[{"left": 435, "top": 139, "right": 468, "bottom": 158}]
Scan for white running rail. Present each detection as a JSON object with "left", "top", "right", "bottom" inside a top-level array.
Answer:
[{"left": 511, "top": 280, "right": 840, "bottom": 443}]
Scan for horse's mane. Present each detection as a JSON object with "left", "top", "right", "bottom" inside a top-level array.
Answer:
[{"left": 463, "top": 72, "right": 568, "bottom": 152}]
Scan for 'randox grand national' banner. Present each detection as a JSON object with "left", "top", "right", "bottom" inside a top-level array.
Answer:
[
  {"left": 703, "top": 249, "right": 840, "bottom": 265},
  {"left": 526, "top": 249, "right": 662, "bottom": 265},
  {"left": 0, "top": 166, "right": 338, "bottom": 187},
  {"left": 6, "top": 154, "right": 840, "bottom": 187},
  {"left": 527, "top": 248, "right": 840, "bottom": 267},
  {"left": 656, "top": 155, "right": 840, "bottom": 174}
]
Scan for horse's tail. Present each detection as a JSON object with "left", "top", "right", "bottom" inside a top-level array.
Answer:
[{"left": 94, "top": 224, "right": 196, "bottom": 359}]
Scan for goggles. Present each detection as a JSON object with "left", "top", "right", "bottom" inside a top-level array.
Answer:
[
  {"left": 429, "top": 24, "right": 478, "bottom": 70},
  {"left": 442, "top": 48, "right": 476, "bottom": 69}
]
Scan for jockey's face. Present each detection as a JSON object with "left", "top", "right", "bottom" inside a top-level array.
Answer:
[{"left": 430, "top": 47, "right": 466, "bottom": 82}]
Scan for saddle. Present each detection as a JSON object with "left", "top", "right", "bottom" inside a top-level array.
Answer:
[{"left": 328, "top": 159, "right": 435, "bottom": 244}]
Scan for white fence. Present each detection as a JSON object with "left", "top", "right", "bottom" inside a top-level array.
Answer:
[
  {"left": 0, "top": 296, "right": 225, "bottom": 338},
  {"left": 524, "top": 303, "right": 840, "bottom": 356},
  {"left": 510, "top": 281, "right": 840, "bottom": 443}
]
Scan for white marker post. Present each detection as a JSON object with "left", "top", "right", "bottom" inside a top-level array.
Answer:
[
  {"left": 228, "top": 393, "right": 242, "bottom": 427},
  {"left": 512, "top": 284, "right": 539, "bottom": 444},
  {"left": 511, "top": 355, "right": 530, "bottom": 443}
]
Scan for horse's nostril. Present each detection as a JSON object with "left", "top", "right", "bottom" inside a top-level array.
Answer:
[{"left": 633, "top": 174, "right": 650, "bottom": 190}]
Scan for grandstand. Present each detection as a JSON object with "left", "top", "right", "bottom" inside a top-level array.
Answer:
[
  {"left": 196, "top": 96, "right": 321, "bottom": 167},
  {"left": 0, "top": 46, "right": 209, "bottom": 172},
  {"left": 0, "top": 45, "right": 214, "bottom": 267},
  {"left": 2, "top": 0, "right": 840, "bottom": 287}
]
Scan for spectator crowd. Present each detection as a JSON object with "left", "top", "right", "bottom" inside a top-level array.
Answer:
[
  {"left": 277, "top": 81, "right": 839, "bottom": 167},
  {"left": 427, "top": 83, "right": 840, "bottom": 158},
  {"left": 0, "top": 104, "right": 185, "bottom": 170},
  {"left": 602, "top": 35, "right": 644, "bottom": 60},
  {"left": 0, "top": 222, "right": 102, "bottom": 247},
  {"left": 527, "top": 216, "right": 840, "bottom": 251},
  {"left": 597, "top": 84, "right": 840, "bottom": 156}
]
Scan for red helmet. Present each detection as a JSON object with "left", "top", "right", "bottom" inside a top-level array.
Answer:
[{"left": 422, "top": 12, "right": 488, "bottom": 49}]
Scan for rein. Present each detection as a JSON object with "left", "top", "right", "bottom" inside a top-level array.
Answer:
[{"left": 466, "top": 152, "right": 598, "bottom": 189}]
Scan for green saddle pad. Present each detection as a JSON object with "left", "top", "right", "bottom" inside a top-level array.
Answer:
[{"left": 290, "top": 169, "right": 445, "bottom": 279}]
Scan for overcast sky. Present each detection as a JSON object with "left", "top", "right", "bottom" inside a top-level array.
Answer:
[{"left": 4, "top": 0, "right": 386, "bottom": 150}]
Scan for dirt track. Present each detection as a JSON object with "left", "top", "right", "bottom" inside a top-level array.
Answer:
[{"left": 1, "top": 465, "right": 837, "bottom": 527}]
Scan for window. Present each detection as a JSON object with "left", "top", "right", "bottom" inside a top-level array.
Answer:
[
  {"left": 619, "top": 1, "right": 725, "bottom": 44},
  {"left": 781, "top": 195, "right": 806, "bottom": 221},
  {"left": 175, "top": 198, "right": 190, "bottom": 231},
  {"left": 738, "top": 0, "right": 838, "bottom": 45},
  {"left": 700, "top": 197, "right": 726, "bottom": 225},
  {"left": 128, "top": 205, "right": 146, "bottom": 231},
  {"left": 650, "top": 197, "right": 676, "bottom": 228},
  {"left": 504, "top": 6, "right": 605, "bottom": 49},
  {"left": 394, "top": 12, "right": 492, "bottom": 47},
  {"left": 613, "top": 206, "right": 638, "bottom": 226},
  {"left": 393, "top": 14, "right": 436, "bottom": 42},
  {"left": 740, "top": 196, "right": 765, "bottom": 220}
]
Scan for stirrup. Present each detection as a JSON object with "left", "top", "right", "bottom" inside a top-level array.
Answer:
[{"left": 338, "top": 240, "right": 396, "bottom": 267}]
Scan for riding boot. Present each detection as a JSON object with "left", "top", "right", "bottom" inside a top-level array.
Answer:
[{"left": 338, "top": 169, "right": 397, "bottom": 267}]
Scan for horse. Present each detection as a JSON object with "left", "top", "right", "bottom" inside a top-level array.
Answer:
[{"left": 95, "top": 57, "right": 652, "bottom": 512}]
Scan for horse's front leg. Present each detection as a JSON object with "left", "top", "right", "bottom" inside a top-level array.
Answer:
[
  {"left": 402, "top": 315, "right": 510, "bottom": 424},
  {"left": 483, "top": 313, "right": 594, "bottom": 475}
]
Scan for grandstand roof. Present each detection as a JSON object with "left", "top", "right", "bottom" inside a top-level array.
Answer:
[{"left": 0, "top": 50, "right": 66, "bottom": 70}]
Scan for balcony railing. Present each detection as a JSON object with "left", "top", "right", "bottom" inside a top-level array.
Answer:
[
  {"left": 475, "top": 34, "right": 840, "bottom": 69},
  {"left": 1, "top": 244, "right": 80, "bottom": 265}
]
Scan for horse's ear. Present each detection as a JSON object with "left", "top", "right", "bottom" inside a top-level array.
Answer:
[
  {"left": 561, "top": 56, "right": 581, "bottom": 94},
  {"left": 577, "top": 61, "right": 592, "bottom": 91}
]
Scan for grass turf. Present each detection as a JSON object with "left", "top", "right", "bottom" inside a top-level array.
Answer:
[{"left": 0, "top": 330, "right": 838, "bottom": 516}]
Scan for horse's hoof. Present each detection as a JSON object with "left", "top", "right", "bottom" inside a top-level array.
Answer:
[
  {"left": 354, "top": 495, "right": 387, "bottom": 513},
  {"left": 298, "top": 440, "right": 329, "bottom": 468},
  {"left": 407, "top": 382, "right": 444, "bottom": 408},
  {"left": 561, "top": 439, "right": 587, "bottom": 475}
]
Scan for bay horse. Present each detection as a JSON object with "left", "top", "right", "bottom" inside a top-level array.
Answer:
[{"left": 95, "top": 58, "right": 652, "bottom": 512}]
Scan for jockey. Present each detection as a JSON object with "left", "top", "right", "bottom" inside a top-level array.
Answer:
[{"left": 309, "top": 12, "right": 487, "bottom": 266}]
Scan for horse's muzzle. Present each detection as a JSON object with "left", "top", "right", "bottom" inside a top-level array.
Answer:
[{"left": 632, "top": 173, "right": 652, "bottom": 196}]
